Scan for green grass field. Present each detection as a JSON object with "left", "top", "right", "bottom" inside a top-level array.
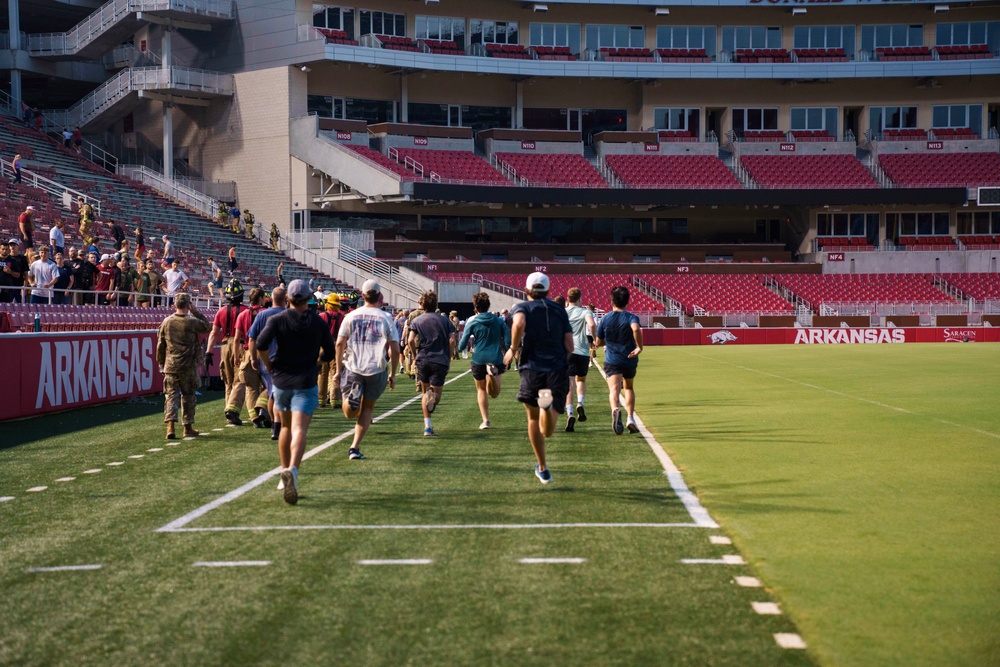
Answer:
[{"left": 1, "top": 344, "right": 997, "bottom": 666}]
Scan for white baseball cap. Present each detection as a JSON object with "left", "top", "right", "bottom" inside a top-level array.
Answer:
[
  {"left": 100, "top": 254, "right": 112, "bottom": 261},
  {"left": 26, "top": 206, "right": 35, "bottom": 211},
  {"left": 362, "top": 279, "right": 381, "bottom": 294},
  {"left": 525, "top": 271, "right": 550, "bottom": 292}
]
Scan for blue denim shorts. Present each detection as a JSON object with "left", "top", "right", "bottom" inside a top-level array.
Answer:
[{"left": 273, "top": 385, "right": 319, "bottom": 416}]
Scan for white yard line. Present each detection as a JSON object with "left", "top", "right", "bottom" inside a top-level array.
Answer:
[
  {"left": 680, "top": 555, "right": 746, "bottom": 565},
  {"left": 192, "top": 561, "right": 271, "bottom": 567},
  {"left": 357, "top": 559, "right": 433, "bottom": 565},
  {"left": 28, "top": 564, "right": 103, "bottom": 572},
  {"left": 166, "top": 522, "right": 703, "bottom": 533},
  {"left": 518, "top": 557, "right": 587, "bottom": 564}
]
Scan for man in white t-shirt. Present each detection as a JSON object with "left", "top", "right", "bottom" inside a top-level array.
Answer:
[
  {"left": 564, "top": 286, "right": 597, "bottom": 433},
  {"left": 162, "top": 260, "right": 189, "bottom": 296},
  {"left": 49, "top": 219, "right": 65, "bottom": 256},
  {"left": 28, "top": 246, "right": 59, "bottom": 304},
  {"left": 333, "top": 279, "right": 400, "bottom": 461}
]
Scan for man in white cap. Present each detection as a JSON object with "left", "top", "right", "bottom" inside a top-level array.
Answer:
[
  {"left": 255, "top": 279, "right": 336, "bottom": 505},
  {"left": 333, "top": 279, "right": 400, "bottom": 461},
  {"left": 503, "top": 272, "right": 573, "bottom": 485}
]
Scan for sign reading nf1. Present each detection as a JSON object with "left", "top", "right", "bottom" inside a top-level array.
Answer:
[{"left": 977, "top": 187, "right": 1000, "bottom": 206}]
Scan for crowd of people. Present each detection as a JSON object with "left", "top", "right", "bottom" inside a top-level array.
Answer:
[{"left": 156, "top": 272, "right": 644, "bottom": 506}]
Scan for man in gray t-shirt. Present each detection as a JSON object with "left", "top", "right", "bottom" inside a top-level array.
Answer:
[{"left": 407, "top": 290, "right": 455, "bottom": 436}]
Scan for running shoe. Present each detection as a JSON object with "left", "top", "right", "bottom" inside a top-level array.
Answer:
[
  {"left": 577, "top": 404, "right": 587, "bottom": 422},
  {"left": 277, "top": 475, "right": 284, "bottom": 490},
  {"left": 348, "top": 448, "right": 365, "bottom": 460},
  {"left": 281, "top": 468, "right": 298, "bottom": 505},
  {"left": 565, "top": 415, "right": 576, "bottom": 432},
  {"left": 345, "top": 382, "right": 362, "bottom": 411},
  {"left": 535, "top": 464, "right": 552, "bottom": 485},
  {"left": 423, "top": 428, "right": 436, "bottom": 437},
  {"left": 424, "top": 388, "right": 437, "bottom": 414},
  {"left": 626, "top": 420, "right": 639, "bottom": 434},
  {"left": 271, "top": 420, "right": 280, "bottom": 441},
  {"left": 479, "top": 421, "right": 491, "bottom": 430},
  {"left": 537, "top": 389, "right": 553, "bottom": 410},
  {"left": 612, "top": 407, "right": 624, "bottom": 435}
]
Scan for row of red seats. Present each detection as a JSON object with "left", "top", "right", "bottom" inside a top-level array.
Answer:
[
  {"left": 957, "top": 235, "right": 1000, "bottom": 247},
  {"left": 656, "top": 48, "right": 710, "bottom": 61},
  {"left": 879, "top": 152, "right": 1000, "bottom": 188},
  {"left": 393, "top": 148, "right": 510, "bottom": 185},
  {"left": 937, "top": 44, "right": 992, "bottom": 58},
  {"left": 733, "top": 48, "right": 791, "bottom": 62},
  {"left": 419, "top": 39, "right": 464, "bottom": 56},
  {"left": 342, "top": 145, "right": 419, "bottom": 181},
  {"left": 939, "top": 273, "right": 1000, "bottom": 300},
  {"left": 484, "top": 43, "right": 531, "bottom": 59},
  {"left": 644, "top": 274, "right": 794, "bottom": 315},
  {"left": 932, "top": 127, "right": 978, "bottom": 139},
  {"left": 658, "top": 130, "right": 698, "bottom": 142},
  {"left": 496, "top": 153, "right": 608, "bottom": 188},
  {"left": 377, "top": 35, "right": 420, "bottom": 52},
  {"left": 600, "top": 47, "right": 654, "bottom": 61},
  {"left": 604, "top": 155, "right": 741, "bottom": 189},
  {"left": 875, "top": 46, "right": 932, "bottom": 60},
  {"left": 897, "top": 236, "right": 957, "bottom": 248},
  {"left": 741, "top": 154, "right": 877, "bottom": 189},
  {"left": 794, "top": 47, "right": 849, "bottom": 61},
  {"left": 817, "top": 237, "right": 874, "bottom": 249},
  {"left": 774, "top": 273, "right": 957, "bottom": 306},
  {"left": 790, "top": 130, "right": 835, "bottom": 142},
  {"left": 882, "top": 129, "right": 928, "bottom": 140},
  {"left": 316, "top": 28, "right": 358, "bottom": 45},
  {"left": 2, "top": 303, "right": 176, "bottom": 333},
  {"left": 742, "top": 130, "right": 786, "bottom": 141},
  {"left": 532, "top": 46, "right": 574, "bottom": 60}
]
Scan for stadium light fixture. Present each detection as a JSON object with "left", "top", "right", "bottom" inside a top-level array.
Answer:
[
  {"left": 532, "top": 3, "right": 549, "bottom": 12},
  {"left": 654, "top": 8, "right": 670, "bottom": 16},
  {"left": 933, "top": 4, "right": 949, "bottom": 11},
  {"left": 299, "top": 65, "right": 311, "bottom": 72},
  {"left": 791, "top": 8, "right": 807, "bottom": 15}
]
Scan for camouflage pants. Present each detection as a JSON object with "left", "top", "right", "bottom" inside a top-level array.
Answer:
[{"left": 164, "top": 368, "right": 200, "bottom": 424}]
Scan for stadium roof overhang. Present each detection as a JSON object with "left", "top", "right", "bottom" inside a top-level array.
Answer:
[{"left": 409, "top": 184, "right": 970, "bottom": 208}]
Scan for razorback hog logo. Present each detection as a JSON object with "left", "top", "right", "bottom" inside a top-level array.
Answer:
[
  {"left": 708, "top": 330, "right": 738, "bottom": 344},
  {"left": 943, "top": 328, "right": 977, "bottom": 343}
]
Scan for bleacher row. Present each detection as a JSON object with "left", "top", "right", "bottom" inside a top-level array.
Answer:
[
  {"left": 430, "top": 271, "right": 1000, "bottom": 315},
  {"left": 2, "top": 303, "right": 178, "bottom": 333},
  {"left": 345, "top": 143, "right": 1000, "bottom": 190}
]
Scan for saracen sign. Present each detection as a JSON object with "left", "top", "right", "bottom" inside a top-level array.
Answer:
[{"left": 0, "top": 331, "right": 165, "bottom": 420}]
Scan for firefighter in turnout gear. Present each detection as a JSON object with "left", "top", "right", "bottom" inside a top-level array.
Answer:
[
  {"left": 205, "top": 277, "right": 249, "bottom": 425},
  {"left": 157, "top": 293, "right": 212, "bottom": 439}
]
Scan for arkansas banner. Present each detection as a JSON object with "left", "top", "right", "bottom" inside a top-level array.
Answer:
[
  {"left": 0, "top": 331, "right": 164, "bottom": 421},
  {"left": 642, "top": 327, "right": 1000, "bottom": 346}
]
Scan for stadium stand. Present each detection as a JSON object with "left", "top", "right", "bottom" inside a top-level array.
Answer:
[
  {"left": 733, "top": 49, "right": 791, "bottom": 63},
  {"left": 483, "top": 43, "right": 531, "bottom": 59},
  {"left": 495, "top": 153, "right": 608, "bottom": 188},
  {"left": 462, "top": 272, "right": 666, "bottom": 313},
  {"left": 741, "top": 154, "right": 878, "bottom": 189},
  {"left": 2, "top": 302, "right": 176, "bottom": 332},
  {"left": 938, "top": 273, "right": 1000, "bottom": 301},
  {"left": 875, "top": 46, "right": 932, "bottom": 61},
  {"left": 773, "top": 274, "right": 958, "bottom": 306},
  {"left": 643, "top": 274, "right": 795, "bottom": 315},
  {"left": 315, "top": 28, "right": 358, "bottom": 46},
  {"left": 376, "top": 35, "right": 421, "bottom": 53},
  {"left": 656, "top": 48, "right": 711, "bottom": 63},
  {"left": 391, "top": 148, "right": 510, "bottom": 185},
  {"left": 878, "top": 152, "right": 1000, "bottom": 188},
  {"left": 342, "top": 144, "right": 419, "bottom": 181},
  {"left": 530, "top": 46, "right": 575, "bottom": 61},
  {"left": 604, "top": 155, "right": 742, "bottom": 189},
  {"left": 418, "top": 39, "right": 465, "bottom": 56}
]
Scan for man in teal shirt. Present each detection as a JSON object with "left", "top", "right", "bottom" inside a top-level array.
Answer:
[{"left": 459, "top": 292, "right": 511, "bottom": 430}]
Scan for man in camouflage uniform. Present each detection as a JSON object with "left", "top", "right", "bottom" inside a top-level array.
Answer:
[{"left": 157, "top": 293, "right": 212, "bottom": 439}]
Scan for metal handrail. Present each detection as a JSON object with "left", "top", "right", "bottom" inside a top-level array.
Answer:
[
  {"left": 0, "top": 161, "right": 102, "bottom": 216},
  {"left": 118, "top": 165, "right": 217, "bottom": 219}
]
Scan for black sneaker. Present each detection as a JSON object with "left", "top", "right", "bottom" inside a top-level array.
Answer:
[
  {"left": 565, "top": 415, "right": 576, "bottom": 432},
  {"left": 348, "top": 448, "right": 365, "bottom": 460},
  {"left": 253, "top": 408, "right": 272, "bottom": 429},
  {"left": 612, "top": 408, "right": 624, "bottom": 436},
  {"left": 225, "top": 410, "right": 242, "bottom": 426},
  {"left": 576, "top": 404, "right": 587, "bottom": 422},
  {"left": 270, "top": 421, "right": 280, "bottom": 441}
]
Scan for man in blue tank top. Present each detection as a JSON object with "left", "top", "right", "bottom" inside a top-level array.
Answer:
[{"left": 595, "top": 285, "right": 643, "bottom": 436}]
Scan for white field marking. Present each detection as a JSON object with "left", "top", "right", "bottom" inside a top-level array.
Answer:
[
  {"left": 82, "top": 469, "right": 102, "bottom": 474},
  {"left": 27, "top": 486, "right": 48, "bottom": 493},
  {"left": 56, "top": 477, "right": 76, "bottom": 482},
  {"left": 192, "top": 561, "right": 271, "bottom": 568},
  {"left": 107, "top": 462, "right": 125, "bottom": 466},
  {"left": 595, "top": 364, "right": 719, "bottom": 529},
  {"left": 734, "top": 576, "right": 762, "bottom": 587},
  {"left": 0, "top": 496, "right": 15, "bottom": 502},
  {"left": 156, "top": 371, "right": 473, "bottom": 533},
  {"left": 28, "top": 564, "right": 103, "bottom": 573},
  {"left": 680, "top": 554, "right": 746, "bottom": 565},
  {"left": 709, "top": 535, "right": 732, "bottom": 545},
  {"left": 683, "top": 350, "right": 1000, "bottom": 441},
  {"left": 166, "top": 443, "right": 179, "bottom": 447},
  {"left": 751, "top": 602, "right": 783, "bottom": 615},
  {"left": 183, "top": 437, "right": 197, "bottom": 441},
  {"left": 148, "top": 447, "right": 164, "bottom": 452},
  {"left": 163, "top": 522, "right": 701, "bottom": 534},
  {"left": 212, "top": 428, "right": 224, "bottom": 432},
  {"left": 128, "top": 455, "right": 145, "bottom": 459},
  {"left": 774, "top": 633, "right": 808, "bottom": 649},
  {"left": 518, "top": 557, "right": 587, "bottom": 564},
  {"left": 357, "top": 559, "right": 433, "bottom": 566}
]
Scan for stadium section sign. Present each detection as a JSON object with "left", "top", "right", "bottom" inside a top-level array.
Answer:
[{"left": 0, "top": 331, "right": 164, "bottom": 420}]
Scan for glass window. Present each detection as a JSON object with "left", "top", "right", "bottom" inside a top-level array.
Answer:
[
  {"left": 529, "top": 22, "right": 581, "bottom": 53},
  {"left": 344, "top": 97, "right": 395, "bottom": 124},
  {"left": 721, "top": 26, "right": 782, "bottom": 52},
  {"left": 733, "top": 108, "right": 779, "bottom": 134},
  {"left": 360, "top": 10, "right": 405, "bottom": 38},
  {"left": 415, "top": 16, "right": 466, "bottom": 47},
  {"left": 937, "top": 21, "right": 992, "bottom": 46},
  {"left": 792, "top": 25, "right": 854, "bottom": 54},
  {"left": 654, "top": 108, "right": 700, "bottom": 134},
  {"left": 932, "top": 104, "right": 982, "bottom": 131},
  {"left": 471, "top": 19, "right": 518, "bottom": 45},
  {"left": 313, "top": 6, "right": 354, "bottom": 37},
  {"left": 655, "top": 26, "right": 716, "bottom": 57},
  {"left": 307, "top": 95, "right": 334, "bottom": 117},
  {"left": 862, "top": 24, "right": 923, "bottom": 51},
  {"left": 871, "top": 106, "right": 918, "bottom": 133},
  {"left": 587, "top": 24, "right": 645, "bottom": 49}
]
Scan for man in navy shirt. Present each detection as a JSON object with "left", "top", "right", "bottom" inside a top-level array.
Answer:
[
  {"left": 595, "top": 286, "right": 643, "bottom": 436},
  {"left": 503, "top": 272, "right": 573, "bottom": 485}
]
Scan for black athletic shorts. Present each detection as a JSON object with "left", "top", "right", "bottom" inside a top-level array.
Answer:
[
  {"left": 416, "top": 360, "right": 449, "bottom": 387},
  {"left": 516, "top": 368, "right": 570, "bottom": 414},
  {"left": 471, "top": 362, "right": 506, "bottom": 382},
  {"left": 603, "top": 362, "right": 637, "bottom": 380},
  {"left": 567, "top": 353, "right": 590, "bottom": 378}
]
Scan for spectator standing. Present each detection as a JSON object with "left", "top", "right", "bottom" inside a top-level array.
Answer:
[
  {"left": 109, "top": 220, "right": 125, "bottom": 251},
  {"left": 11, "top": 154, "right": 22, "bottom": 184},
  {"left": 18, "top": 205, "right": 35, "bottom": 247},
  {"left": 94, "top": 254, "right": 116, "bottom": 305},
  {"left": 407, "top": 291, "right": 455, "bottom": 437},
  {"left": 62, "top": 128, "right": 73, "bottom": 149},
  {"left": 502, "top": 272, "right": 573, "bottom": 485},
  {"left": 0, "top": 241, "right": 22, "bottom": 303},
  {"left": 162, "top": 259, "right": 189, "bottom": 297},
  {"left": 458, "top": 292, "right": 510, "bottom": 430},
  {"left": 52, "top": 252, "right": 74, "bottom": 305},
  {"left": 117, "top": 257, "right": 139, "bottom": 306},
  {"left": 270, "top": 223, "right": 280, "bottom": 251},
  {"left": 317, "top": 294, "right": 345, "bottom": 409},
  {"left": 161, "top": 235, "right": 175, "bottom": 268},
  {"left": 72, "top": 127, "right": 83, "bottom": 154},
  {"left": 135, "top": 260, "right": 152, "bottom": 307},
  {"left": 255, "top": 279, "right": 337, "bottom": 505},
  {"left": 76, "top": 251, "right": 99, "bottom": 305},
  {"left": 564, "top": 287, "right": 597, "bottom": 432},
  {"left": 134, "top": 226, "right": 146, "bottom": 262},
  {"left": 28, "top": 246, "right": 59, "bottom": 305},
  {"left": 7, "top": 239, "right": 29, "bottom": 303},
  {"left": 145, "top": 259, "right": 162, "bottom": 307},
  {"left": 333, "top": 279, "right": 400, "bottom": 462},
  {"left": 156, "top": 293, "right": 212, "bottom": 439},
  {"left": 595, "top": 286, "right": 643, "bottom": 436},
  {"left": 49, "top": 219, "right": 65, "bottom": 256}
]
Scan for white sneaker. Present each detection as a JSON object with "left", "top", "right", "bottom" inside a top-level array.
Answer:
[
  {"left": 281, "top": 468, "right": 298, "bottom": 505},
  {"left": 425, "top": 388, "right": 437, "bottom": 414},
  {"left": 537, "top": 389, "right": 553, "bottom": 410},
  {"left": 277, "top": 475, "right": 284, "bottom": 490},
  {"left": 479, "top": 420, "right": 491, "bottom": 430}
]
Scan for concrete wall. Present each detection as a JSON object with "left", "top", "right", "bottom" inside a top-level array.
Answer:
[{"left": 818, "top": 249, "right": 1000, "bottom": 274}]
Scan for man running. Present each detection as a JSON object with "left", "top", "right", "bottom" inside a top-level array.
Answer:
[
  {"left": 407, "top": 290, "right": 455, "bottom": 437},
  {"left": 459, "top": 291, "right": 510, "bottom": 430},
  {"left": 255, "top": 280, "right": 336, "bottom": 505},
  {"left": 503, "top": 272, "right": 573, "bottom": 485},
  {"left": 333, "top": 279, "right": 400, "bottom": 461},
  {"left": 595, "top": 286, "right": 643, "bottom": 436},
  {"left": 564, "top": 287, "right": 597, "bottom": 432}
]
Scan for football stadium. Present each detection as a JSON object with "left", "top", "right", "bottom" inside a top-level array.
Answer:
[{"left": 1, "top": 0, "right": 999, "bottom": 665}]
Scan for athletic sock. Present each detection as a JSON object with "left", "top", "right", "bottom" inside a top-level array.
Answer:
[{"left": 424, "top": 417, "right": 432, "bottom": 429}]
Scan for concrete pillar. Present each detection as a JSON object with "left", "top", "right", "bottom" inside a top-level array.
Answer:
[
  {"left": 163, "top": 103, "right": 173, "bottom": 179},
  {"left": 162, "top": 27, "right": 172, "bottom": 70},
  {"left": 515, "top": 82, "right": 524, "bottom": 129},
  {"left": 400, "top": 76, "right": 408, "bottom": 123},
  {"left": 9, "top": 0, "right": 21, "bottom": 105}
]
